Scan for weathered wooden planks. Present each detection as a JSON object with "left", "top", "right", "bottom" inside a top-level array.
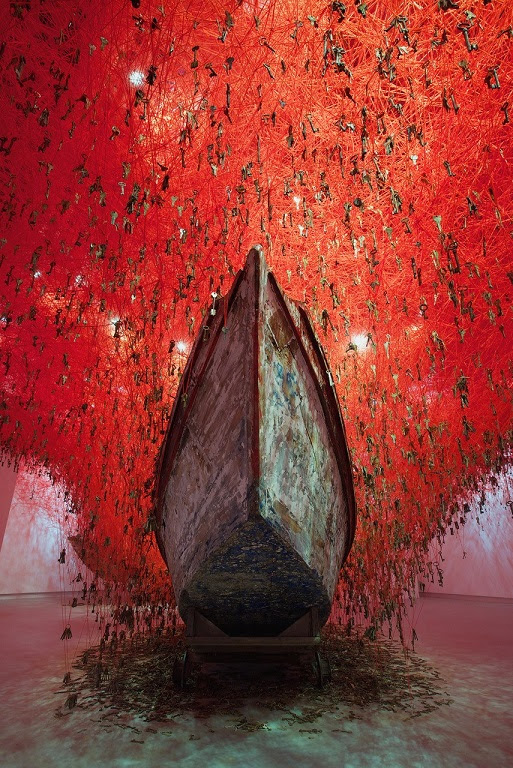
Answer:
[{"left": 155, "top": 246, "right": 356, "bottom": 636}]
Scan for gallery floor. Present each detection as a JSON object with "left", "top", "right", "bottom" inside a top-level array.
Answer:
[{"left": 0, "top": 591, "right": 512, "bottom": 768}]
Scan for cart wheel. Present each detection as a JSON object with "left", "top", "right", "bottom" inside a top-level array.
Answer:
[
  {"left": 172, "top": 650, "right": 190, "bottom": 689},
  {"left": 314, "top": 651, "right": 331, "bottom": 688}
]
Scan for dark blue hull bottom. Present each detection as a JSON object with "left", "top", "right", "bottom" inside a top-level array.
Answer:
[{"left": 178, "top": 516, "right": 331, "bottom": 636}]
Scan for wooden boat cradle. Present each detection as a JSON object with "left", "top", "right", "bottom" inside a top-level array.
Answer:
[
  {"left": 155, "top": 246, "right": 356, "bottom": 685},
  {"left": 173, "top": 606, "right": 331, "bottom": 688}
]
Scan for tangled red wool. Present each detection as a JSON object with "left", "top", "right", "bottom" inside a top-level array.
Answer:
[{"left": 0, "top": 0, "right": 512, "bottom": 635}]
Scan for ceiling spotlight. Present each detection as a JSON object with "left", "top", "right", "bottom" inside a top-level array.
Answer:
[
  {"left": 129, "top": 70, "right": 145, "bottom": 87},
  {"left": 348, "top": 333, "right": 368, "bottom": 353},
  {"left": 109, "top": 315, "right": 121, "bottom": 338},
  {"left": 176, "top": 341, "right": 187, "bottom": 353}
]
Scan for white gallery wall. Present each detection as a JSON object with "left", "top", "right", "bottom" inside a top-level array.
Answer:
[
  {"left": 0, "top": 461, "right": 17, "bottom": 553},
  {"left": 0, "top": 464, "right": 73, "bottom": 594},
  {"left": 425, "top": 471, "right": 513, "bottom": 599}
]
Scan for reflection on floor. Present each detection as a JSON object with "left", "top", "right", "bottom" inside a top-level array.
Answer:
[{"left": 0, "top": 592, "right": 512, "bottom": 768}]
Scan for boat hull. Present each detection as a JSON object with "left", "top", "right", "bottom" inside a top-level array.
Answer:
[{"left": 155, "top": 247, "right": 356, "bottom": 635}]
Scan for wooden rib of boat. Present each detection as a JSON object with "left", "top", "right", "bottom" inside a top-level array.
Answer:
[{"left": 154, "top": 246, "right": 356, "bottom": 636}]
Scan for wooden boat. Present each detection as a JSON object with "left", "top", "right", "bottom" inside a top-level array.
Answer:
[{"left": 154, "top": 246, "right": 356, "bottom": 637}]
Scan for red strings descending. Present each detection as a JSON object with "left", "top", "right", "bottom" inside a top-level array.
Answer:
[{"left": 0, "top": 0, "right": 512, "bottom": 636}]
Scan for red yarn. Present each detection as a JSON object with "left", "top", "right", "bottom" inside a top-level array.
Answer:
[{"left": 1, "top": 0, "right": 512, "bottom": 635}]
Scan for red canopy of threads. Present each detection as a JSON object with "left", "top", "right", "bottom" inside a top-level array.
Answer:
[{"left": 1, "top": 0, "right": 512, "bottom": 636}]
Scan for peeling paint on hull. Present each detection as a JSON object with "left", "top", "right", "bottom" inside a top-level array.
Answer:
[{"left": 155, "top": 247, "right": 356, "bottom": 636}]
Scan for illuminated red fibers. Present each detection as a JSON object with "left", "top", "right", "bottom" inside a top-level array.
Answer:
[{"left": 1, "top": 1, "right": 512, "bottom": 634}]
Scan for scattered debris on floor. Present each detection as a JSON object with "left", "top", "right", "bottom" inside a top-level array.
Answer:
[{"left": 54, "top": 627, "right": 452, "bottom": 731}]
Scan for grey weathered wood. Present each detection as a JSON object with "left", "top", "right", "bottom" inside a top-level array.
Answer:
[{"left": 155, "top": 246, "right": 356, "bottom": 636}]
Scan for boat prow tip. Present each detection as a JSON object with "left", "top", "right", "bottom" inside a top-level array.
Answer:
[{"left": 244, "top": 244, "right": 266, "bottom": 270}]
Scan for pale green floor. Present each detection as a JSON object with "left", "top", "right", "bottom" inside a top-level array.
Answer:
[{"left": 0, "top": 592, "right": 512, "bottom": 768}]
